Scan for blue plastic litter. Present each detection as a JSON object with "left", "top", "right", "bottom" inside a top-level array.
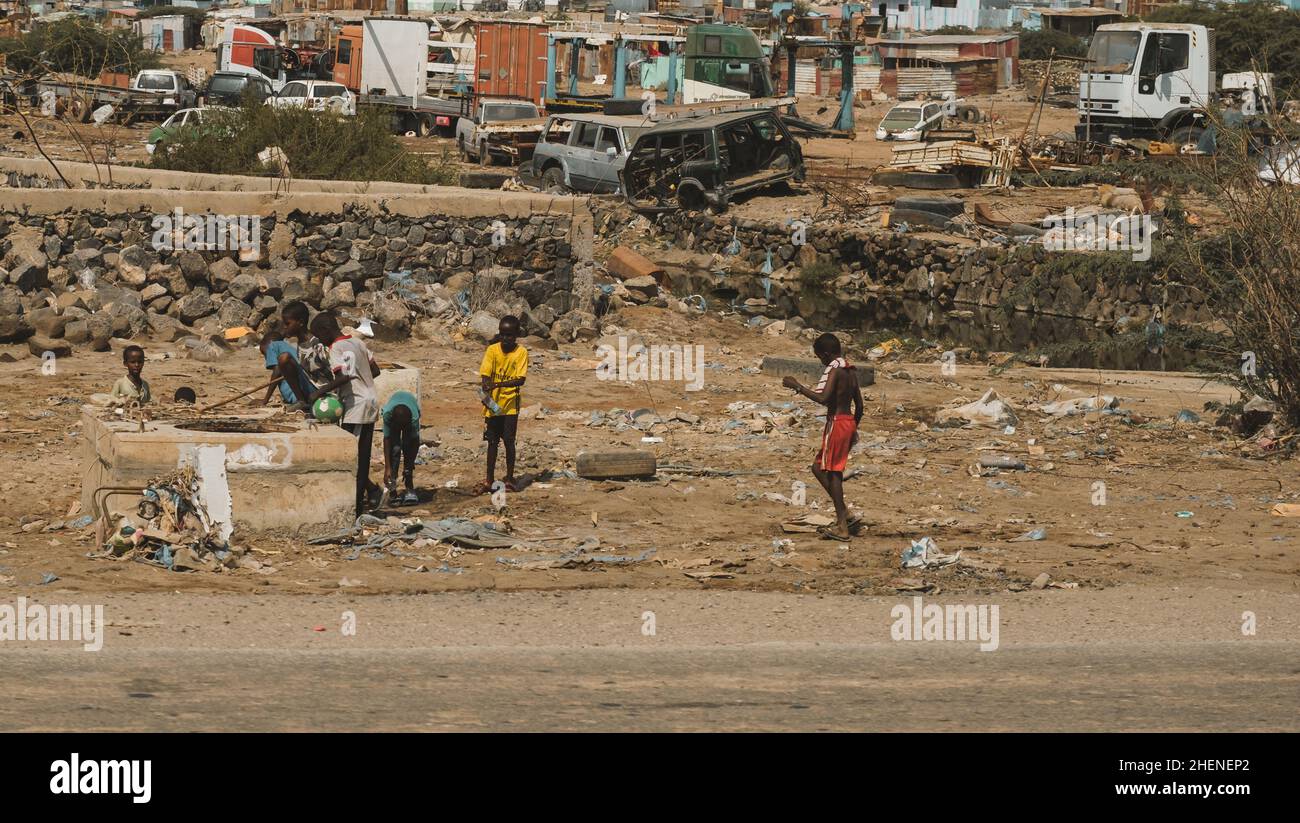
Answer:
[
  {"left": 69, "top": 514, "right": 94, "bottom": 529},
  {"left": 760, "top": 249, "right": 774, "bottom": 276},
  {"left": 454, "top": 290, "right": 471, "bottom": 315},
  {"left": 39, "top": 572, "right": 59, "bottom": 585}
]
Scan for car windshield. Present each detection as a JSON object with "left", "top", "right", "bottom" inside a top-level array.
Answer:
[
  {"left": 880, "top": 108, "right": 922, "bottom": 129},
  {"left": 209, "top": 76, "right": 245, "bottom": 94},
  {"left": 484, "top": 104, "right": 538, "bottom": 121},
  {"left": 136, "top": 73, "right": 176, "bottom": 91},
  {"left": 1087, "top": 31, "right": 1142, "bottom": 74}
]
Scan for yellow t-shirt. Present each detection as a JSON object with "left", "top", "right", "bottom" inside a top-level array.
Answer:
[{"left": 479, "top": 342, "right": 528, "bottom": 417}]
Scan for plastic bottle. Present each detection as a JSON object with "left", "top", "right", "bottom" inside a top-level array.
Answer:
[{"left": 478, "top": 388, "right": 503, "bottom": 415}]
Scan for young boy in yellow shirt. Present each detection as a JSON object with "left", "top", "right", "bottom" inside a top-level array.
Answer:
[{"left": 477, "top": 316, "right": 528, "bottom": 493}]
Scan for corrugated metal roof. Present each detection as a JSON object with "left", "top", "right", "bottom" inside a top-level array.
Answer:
[{"left": 882, "top": 34, "right": 1018, "bottom": 45}]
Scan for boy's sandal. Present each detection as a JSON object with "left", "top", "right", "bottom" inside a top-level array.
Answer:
[
  {"left": 817, "top": 525, "right": 853, "bottom": 542},
  {"left": 472, "top": 481, "right": 493, "bottom": 495},
  {"left": 504, "top": 481, "right": 519, "bottom": 493}
]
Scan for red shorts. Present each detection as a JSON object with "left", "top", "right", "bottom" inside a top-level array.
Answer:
[{"left": 815, "top": 414, "right": 857, "bottom": 473}]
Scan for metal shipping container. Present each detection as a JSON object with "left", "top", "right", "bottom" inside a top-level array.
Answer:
[{"left": 474, "top": 21, "right": 549, "bottom": 105}]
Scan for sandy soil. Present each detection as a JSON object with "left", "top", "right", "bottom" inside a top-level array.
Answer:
[{"left": 0, "top": 303, "right": 1295, "bottom": 600}]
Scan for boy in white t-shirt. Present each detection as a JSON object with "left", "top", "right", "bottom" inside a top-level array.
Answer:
[{"left": 309, "top": 311, "right": 382, "bottom": 516}]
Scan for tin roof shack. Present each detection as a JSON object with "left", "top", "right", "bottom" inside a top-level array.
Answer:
[
  {"left": 135, "top": 14, "right": 189, "bottom": 53},
  {"left": 106, "top": 7, "right": 138, "bottom": 29},
  {"left": 876, "top": 34, "right": 1018, "bottom": 98},
  {"left": 1033, "top": 7, "right": 1124, "bottom": 38}
]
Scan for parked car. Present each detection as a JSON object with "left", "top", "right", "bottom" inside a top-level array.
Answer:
[
  {"left": 874, "top": 100, "right": 947, "bottom": 141},
  {"left": 530, "top": 114, "right": 650, "bottom": 194},
  {"left": 265, "top": 80, "right": 356, "bottom": 116},
  {"left": 204, "top": 71, "right": 273, "bottom": 107},
  {"left": 145, "top": 107, "right": 231, "bottom": 156},
  {"left": 456, "top": 98, "right": 543, "bottom": 166},
  {"left": 620, "top": 109, "right": 804, "bottom": 213}
]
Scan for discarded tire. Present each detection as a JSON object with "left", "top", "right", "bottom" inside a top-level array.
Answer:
[
  {"left": 872, "top": 170, "right": 967, "bottom": 189},
  {"left": 576, "top": 450, "right": 657, "bottom": 479},
  {"left": 956, "top": 104, "right": 982, "bottom": 124},
  {"left": 894, "top": 195, "right": 965, "bottom": 218}
]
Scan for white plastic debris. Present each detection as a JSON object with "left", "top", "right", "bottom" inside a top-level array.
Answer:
[{"left": 935, "top": 389, "right": 1018, "bottom": 428}]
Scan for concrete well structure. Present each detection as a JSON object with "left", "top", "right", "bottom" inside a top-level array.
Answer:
[{"left": 82, "top": 408, "right": 360, "bottom": 534}]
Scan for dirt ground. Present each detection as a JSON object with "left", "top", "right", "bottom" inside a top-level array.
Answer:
[{"left": 1, "top": 303, "right": 1296, "bottom": 600}]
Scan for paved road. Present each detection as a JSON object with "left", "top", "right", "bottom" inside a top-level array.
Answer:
[
  {"left": 2, "top": 588, "right": 1296, "bottom": 731},
  {"left": 4, "top": 643, "right": 1297, "bottom": 731}
]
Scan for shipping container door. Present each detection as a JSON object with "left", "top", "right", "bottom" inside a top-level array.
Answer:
[{"left": 475, "top": 22, "right": 548, "bottom": 104}]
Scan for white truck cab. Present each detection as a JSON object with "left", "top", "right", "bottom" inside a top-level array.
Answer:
[{"left": 1077, "top": 23, "right": 1215, "bottom": 147}]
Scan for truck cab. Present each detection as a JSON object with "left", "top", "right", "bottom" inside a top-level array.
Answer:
[
  {"left": 455, "top": 98, "right": 543, "bottom": 166},
  {"left": 1076, "top": 23, "right": 1214, "bottom": 147}
]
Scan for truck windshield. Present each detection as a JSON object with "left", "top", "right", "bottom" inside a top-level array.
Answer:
[
  {"left": 1087, "top": 31, "right": 1142, "bottom": 74},
  {"left": 484, "top": 104, "right": 538, "bottom": 121}
]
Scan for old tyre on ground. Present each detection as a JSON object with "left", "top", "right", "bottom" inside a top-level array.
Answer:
[{"left": 576, "top": 450, "right": 657, "bottom": 479}]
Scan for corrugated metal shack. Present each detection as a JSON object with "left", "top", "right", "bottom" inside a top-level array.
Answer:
[{"left": 875, "top": 34, "right": 1017, "bottom": 99}]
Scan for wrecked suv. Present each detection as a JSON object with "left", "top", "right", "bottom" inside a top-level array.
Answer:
[{"left": 620, "top": 110, "right": 805, "bottom": 213}]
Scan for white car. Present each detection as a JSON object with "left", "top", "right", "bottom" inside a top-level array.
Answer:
[
  {"left": 265, "top": 81, "right": 356, "bottom": 116},
  {"left": 875, "top": 101, "right": 948, "bottom": 141}
]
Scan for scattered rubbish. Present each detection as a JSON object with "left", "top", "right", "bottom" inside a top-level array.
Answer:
[
  {"left": 90, "top": 465, "right": 242, "bottom": 573},
  {"left": 310, "top": 515, "right": 517, "bottom": 552},
  {"left": 979, "top": 454, "right": 1026, "bottom": 471},
  {"left": 1009, "top": 527, "right": 1047, "bottom": 542},
  {"left": 497, "top": 547, "right": 656, "bottom": 570},
  {"left": 1271, "top": 503, "right": 1300, "bottom": 517},
  {"left": 1030, "top": 572, "right": 1051, "bottom": 590},
  {"left": 1176, "top": 409, "right": 1200, "bottom": 424},
  {"left": 900, "top": 536, "right": 962, "bottom": 569},
  {"left": 1175, "top": 511, "right": 1194, "bottom": 518},
  {"left": 640, "top": 436, "right": 664, "bottom": 444},
  {"left": 1038, "top": 395, "right": 1118, "bottom": 417},
  {"left": 69, "top": 514, "right": 94, "bottom": 529},
  {"left": 684, "top": 569, "right": 735, "bottom": 580},
  {"left": 39, "top": 572, "right": 59, "bottom": 585},
  {"left": 935, "top": 389, "right": 1018, "bottom": 428},
  {"left": 868, "top": 338, "right": 902, "bottom": 360}
]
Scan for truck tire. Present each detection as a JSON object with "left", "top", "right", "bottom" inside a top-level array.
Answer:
[
  {"left": 541, "top": 166, "right": 566, "bottom": 192},
  {"left": 576, "top": 450, "right": 657, "bottom": 480},
  {"left": 417, "top": 114, "right": 433, "bottom": 138},
  {"left": 1168, "top": 126, "right": 1205, "bottom": 153}
]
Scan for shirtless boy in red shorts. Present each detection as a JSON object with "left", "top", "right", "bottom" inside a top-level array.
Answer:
[{"left": 783, "top": 333, "right": 864, "bottom": 541}]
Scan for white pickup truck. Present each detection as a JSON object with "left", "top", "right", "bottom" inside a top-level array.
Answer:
[{"left": 455, "top": 98, "right": 543, "bottom": 166}]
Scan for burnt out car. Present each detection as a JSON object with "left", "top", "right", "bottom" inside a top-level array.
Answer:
[{"left": 619, "top": 109, "right": 805, "bottom": 213}]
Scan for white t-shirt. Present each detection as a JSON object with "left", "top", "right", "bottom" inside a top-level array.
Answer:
[{"left": 328, "top": 336, "right": 379, "bottom": 425}]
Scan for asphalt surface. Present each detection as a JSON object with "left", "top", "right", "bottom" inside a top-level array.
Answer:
[{"left": 2, "top": 588, "right": 1296, "bottom": 731}]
